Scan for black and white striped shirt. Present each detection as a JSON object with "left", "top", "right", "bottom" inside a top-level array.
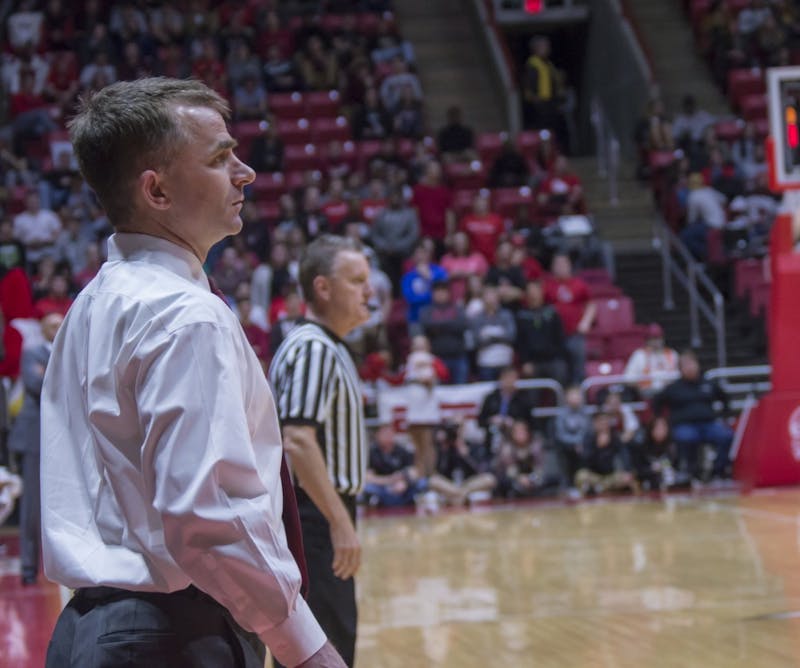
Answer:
[{"left": 269, "top": 320, "right": 367, "bottom": 495}]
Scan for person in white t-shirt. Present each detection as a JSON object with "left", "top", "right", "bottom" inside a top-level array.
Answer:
[
  {"left": 624, "top": 323, "right": 679, "bottom": 396},
  {"left": 12, "top": 191, "right": 61, "bottom": 266}
]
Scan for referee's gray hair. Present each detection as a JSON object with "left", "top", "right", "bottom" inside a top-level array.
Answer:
[{"left": 299, "top": 234, "right": 363, "bottom": 306}]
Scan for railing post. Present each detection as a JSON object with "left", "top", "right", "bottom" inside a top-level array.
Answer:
[
  {"left": 609, "top": 137, "right": 620, "bottom": 206},
  {"left": 714, "top": 293, "right": 726, "bottom": 369},
  {"left": 661, "top": 225, "right": 674, "bottom": 310},
  {"left": 688, "top": 262, "right": 702, "bottom": 347},
  {"left": 590, "top": 98, "right": 608, "bottom": 178}
]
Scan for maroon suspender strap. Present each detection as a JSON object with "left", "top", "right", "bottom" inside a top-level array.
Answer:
[{"left": 207, "top": 276, "right": 309, "bottom": 598}]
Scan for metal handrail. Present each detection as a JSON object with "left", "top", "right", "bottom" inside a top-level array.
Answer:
[
  {"left": 590, "top": 98, "right": 620, "bottom": 206},
  {"left": 658, "top": 222, "right": 727, "bottom": 368}
]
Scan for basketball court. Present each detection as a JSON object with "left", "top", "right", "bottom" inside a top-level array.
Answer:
[{"left": 5, "top": 488, "right": 800, "bottom": 667}]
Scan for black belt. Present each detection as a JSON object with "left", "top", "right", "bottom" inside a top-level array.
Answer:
[{"left": 73, "top": 584, "right": 221, "bottom": 609}]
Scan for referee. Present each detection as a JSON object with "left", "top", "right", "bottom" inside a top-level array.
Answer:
[{"left": 270, "top": 235, "right": 372, "bottom": 668}]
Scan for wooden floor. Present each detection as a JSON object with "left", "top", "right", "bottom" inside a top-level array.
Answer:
[{"left": 5, "top": 489, "right": 800, "bottom": 667}]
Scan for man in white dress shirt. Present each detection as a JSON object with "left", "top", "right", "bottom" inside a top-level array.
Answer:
[{"left": 41, "top": 78, "right": 344, "bottom": 667}]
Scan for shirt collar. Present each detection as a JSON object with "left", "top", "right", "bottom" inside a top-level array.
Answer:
[{"left": 107, "top": 233, "right": 209, "bottom": 290}]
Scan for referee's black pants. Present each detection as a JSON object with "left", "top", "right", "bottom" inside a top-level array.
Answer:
[
  {"left": 275, "top": 489, "right": 358, "bottom": 668},
  {"left": 45, "top": 585, "right": 265, "bottom": 667}
]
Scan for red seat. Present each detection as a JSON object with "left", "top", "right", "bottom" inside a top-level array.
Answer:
[
  {"left": 585, "top": 332, "right": 607, "bottom": 361},
  {"left": 453, "top": 189, "right": 481, "bottom": 218},
  {"left": 311, "top": 116, "right": 351, "bottom": 143},
  {"left": 516, "top": 130, "right": 544, "bottom": 160},
  {"left": 706, "top": 227, "right": 726, "bottom": 266},
  {"left": 277, "top": 118, "right": 312, "bottom": 145},
  {"left": 584, "top": 358, "right": 626, "bottom": 379},
  {"left": 586, "top": 283, "right": 623, "bottom": 299},
  {"left": 476, "top": 131, "right": 508, "bottom": 164},
  {"left": 740, "top": 94, "right": 768, "bottom": 122},
  {"left": 284, "top": 143, "right": 322, "bottom": 172},
  {"left": 231, "top": 120, "right": 263, "bottom": 159},
  {"left": 734, "top": 258, "right": 767, "bottom": 299},
  {"left": 269, "top": 91, "right": 305, "bottom": 119},
  {"left": 250, "top": 173, "right": 288, "bottom": 199},
  {"left": 491, "top": 186, "right": 535, "bottom": 219},
  {"left": 605, "top": 326, "right": 648, "bottom": 360},
  {"left": 649, "top": 150, "right": 677, "bottom": 171},
  {"left": 444, "top": 160, "right": 487, "bottom": 190},
  {"left": 304, "top": 90, "right": 341, "bottom": 118},
  {"left": 714, "top": 118, "right": 745, "bottom": 143},
  {"left": 356, "top": 139, "right": 383, "bottom": 170},
  {"left": 593, "top": 296, "right": 635, "bottom": 334},
  {"left": 727, "top": 68, "right": 765, "bottom": 110},
  {"left": 255, "top": 200, "right": 281, "bottom": 222},
  {"left": 749, "top": 280, "right": 771, "bottom": 317},
  {"left": 577, "top": 267, "right": 613, "bottom": 284},
  {"left": 320, "top": 139, "right": 359, "bottom": 171}
]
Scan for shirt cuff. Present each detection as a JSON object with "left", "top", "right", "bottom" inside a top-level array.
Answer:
[{"left": 260, "top": 595, "right": 327, "bottom": 667}]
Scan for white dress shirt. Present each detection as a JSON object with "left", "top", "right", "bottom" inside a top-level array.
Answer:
[{"left": 41, "top": 233, "right": 325, "bottom": 667}]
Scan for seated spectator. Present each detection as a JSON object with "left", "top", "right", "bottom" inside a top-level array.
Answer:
[
  {"left": 297, "top": 186, "right": 331, "bottom": 240},
  {"left": 116, "top": 41, "right": 153, "bottom": 82},
  {"left": 553, "top": 385, "right": 591, "bottom": 488},
  {"left": 600, "top": 388, "right": 640, "bottom": 445},
  {"left": 493, "top": 419, "right": 559, "bottom": 498},
  {"left": 379, "top": 56, "right": 423, "bottom": 111},
  {"left": 537, "top": 156, "right": 585, "bottom": 217},
  {"left": 269, "top": 289, "right": 305, "bottom": 355},
  {"left": 236, "top": 294, "right": 269, "bottom": 371},
  {"left": 362, "top": 423, "right": 427, "bottom": 508},
  {"left": 352, "top": 87, "right": 392, "bottom": 141},
  {"left": 248, "top": 117, "right": 284, "bottom": 173},
  {"left": 488, "top": 140, "right": 530, "bottom": 188},
  {"left": 672, "top": 95, "right": 716, "bottom": 153},
  {"left": 469, "top": 285, "right": 516, "bottom": 381},
  {"left": 13, "top": 192, "right": 62, "bottom": 268},
  {"left": 704, "top": 150, "right": 744, "bottom": 201},
  {"left": 391, "top": 84, "right": 424, "bottom": 139},
  {"left": 263, "top": 44, "right": 303, "bottom": 92},
  {"left": 544, "top": 253, "right": 596, "bottom": 384},
  {"left": 0, "top": 221, "right": 27, "bottom": 274},
  {"left": 515, "top": 279, "right": 569, "bottom": 385},
  {"left": 464, "top": 274, "right": 487, "bottom": 319},
  {"left": 7, "top": 0, "right": 44, "bottom": 52},
  {"left": 43, "top": 49, "right": 80, "bottom": 114},
  {"left": 522, "top": 35, "right": 567, "bottom": 146},
  {"left": 478, "top": 366, "right": 534, "bottom": 451},
  {"left": 211, "top": 246, "right": 249, "bottom": 299},
  {"left": 45, "top": 149, "right": 80, "bottom": 211},
  {"left": 460, "top": 193, "right": 505, "bottom": 264},
  {"left": 191, "top": 37, "right": 227, "bottom": 98},
  {"left": 485, "top": 239, "right": 526, "bottom": 310},
  {"left": 79, "top": 50, "right": 117, "bottom": 91},
  {"left": 233, "top": 74, "right": 268, "bottom": 121},
  {"left": 635, "top": 97, "right": 674, "bottom": 153},
  {"left": 296, "top": 35, "right": 338, "bottom": 91},
  {"left": 439, "top": 231, "right": 488, "bottom": 304},
  {"left": 401, "top": 240, "right": 448, "bottom": 325},
  {"left": 372, "top": 188, "right": 420, "bottom": 294},
  {"left": 404, "top": 334, "right": 448, "bottom": 478},
  {"left": 652, "top": 349, "right": 733, "bottom": 480},
  {"left": 437, "top": 106, "right": 476, "bottom": 163},
  {"left": 624, "top": 323, "right": 679, "bottom": 396},
  {"left": 34, "top": 273, "right": 73, "bottom": 318},
  {"left": 427, "top": 422, "right": 497, "bottom": 506},
  {"left": 419, "top": 279, "right": 470, "bottom": 384},
  {"left": 574, "top": 412, "right": 638, "bottom": 496},
  {"left": 412, "top": 161, "right": 455, "bottom": 249},
  {"left": 9, "top": 69, "right": 57, "bottom": 157},
  {"left": 358, "top": 179, "right": 388, "bottom": 226},
  {"left": 55, "top": 212, "right": 92, "bottom": 274},
  {"left": 345, "top": 251, "right": 392, "bottom": 363},
  {"left": 737, "top": 0, "right": 772, "bottom": 38},
  {"left": 366, "top": 137, "right": 408, "bottom": 182},
  {"left": 630, "top": 416, "right": 687, "bottom": 492},
  {"left": 682, "top": 172, "right": 727, "bottom": 260},
  {"left": 371, "top": 17, "right": 415, "bottom": 65},
  {"left": 226, "top": 41, "right": 262, "bottom": 89},
  {"left": 74, "top": 243, "right": 103, "bottom": 290}
]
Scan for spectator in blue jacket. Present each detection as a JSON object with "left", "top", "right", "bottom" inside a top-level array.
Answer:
[{"left": 401, "top": 240, "right": 447, "bottom": 326}]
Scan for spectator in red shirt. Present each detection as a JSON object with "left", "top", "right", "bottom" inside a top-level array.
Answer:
[
  {"left": 459, "top": 193, "right": 506, "bottom": 264},
  {"left": 43, "top": 50, "right": 79, "bottom": 114},
  {"left": 321, "top": 178, "right": 350, "bottom": 230},
  {"left": 34, "top": 274, "right": 73, "bottom": 318},
  {"left": 537, "top": 155, "right": 585, "bottom": 217},
  {"left": 440, "top": 231, "right": 489, "bottom": 304},
  {"left": 236, "top": 295, "right": 269, "bottom": 372},
  {"left": 543, "top": 253, "right": 596, "bottom": 384},
  {"left": 191, "top": 37, "right": 228, "bottom": 99},
  {"left": 0, "top": 310, "right": 23, "bottom": 381},
  {"left": 412, "top": 161, "right": 455, "bottom": 251},
  {"left": 359, "top": 179, "right": 388, "bottom": 226}
]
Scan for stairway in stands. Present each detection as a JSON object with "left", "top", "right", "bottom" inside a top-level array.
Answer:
[
  {"left": 392, "top": 0, "right": 506, "bottom": 132},
  {"left": 614, "top": 251, "right": 767, "bottom": 370}
]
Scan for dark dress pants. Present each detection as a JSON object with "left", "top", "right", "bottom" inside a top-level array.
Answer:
[
  {"left": 45, "top": 586, "right": 265, "bottom": 668},
  {"left": 19, "top": 451, "right": 41, "bottom": 580},
  {"left": 275, "top": 490, "right": 358, "bottom": 668}
]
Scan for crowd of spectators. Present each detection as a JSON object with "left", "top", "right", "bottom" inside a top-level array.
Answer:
[{"left": 0, "top": 1, "right": 738, "bottom": 513}]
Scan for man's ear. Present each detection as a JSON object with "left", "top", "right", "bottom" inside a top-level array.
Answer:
[
  {"left": 312, "top": 275, "right": 330, "bottom": 305},
  {"left": 138, "top": 169, "right": 171, "bottom": 211}
]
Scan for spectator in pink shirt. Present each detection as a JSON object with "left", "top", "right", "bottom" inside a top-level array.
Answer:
[{"left": 440, "top": 231, "right": 488, "bottom": 304}]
